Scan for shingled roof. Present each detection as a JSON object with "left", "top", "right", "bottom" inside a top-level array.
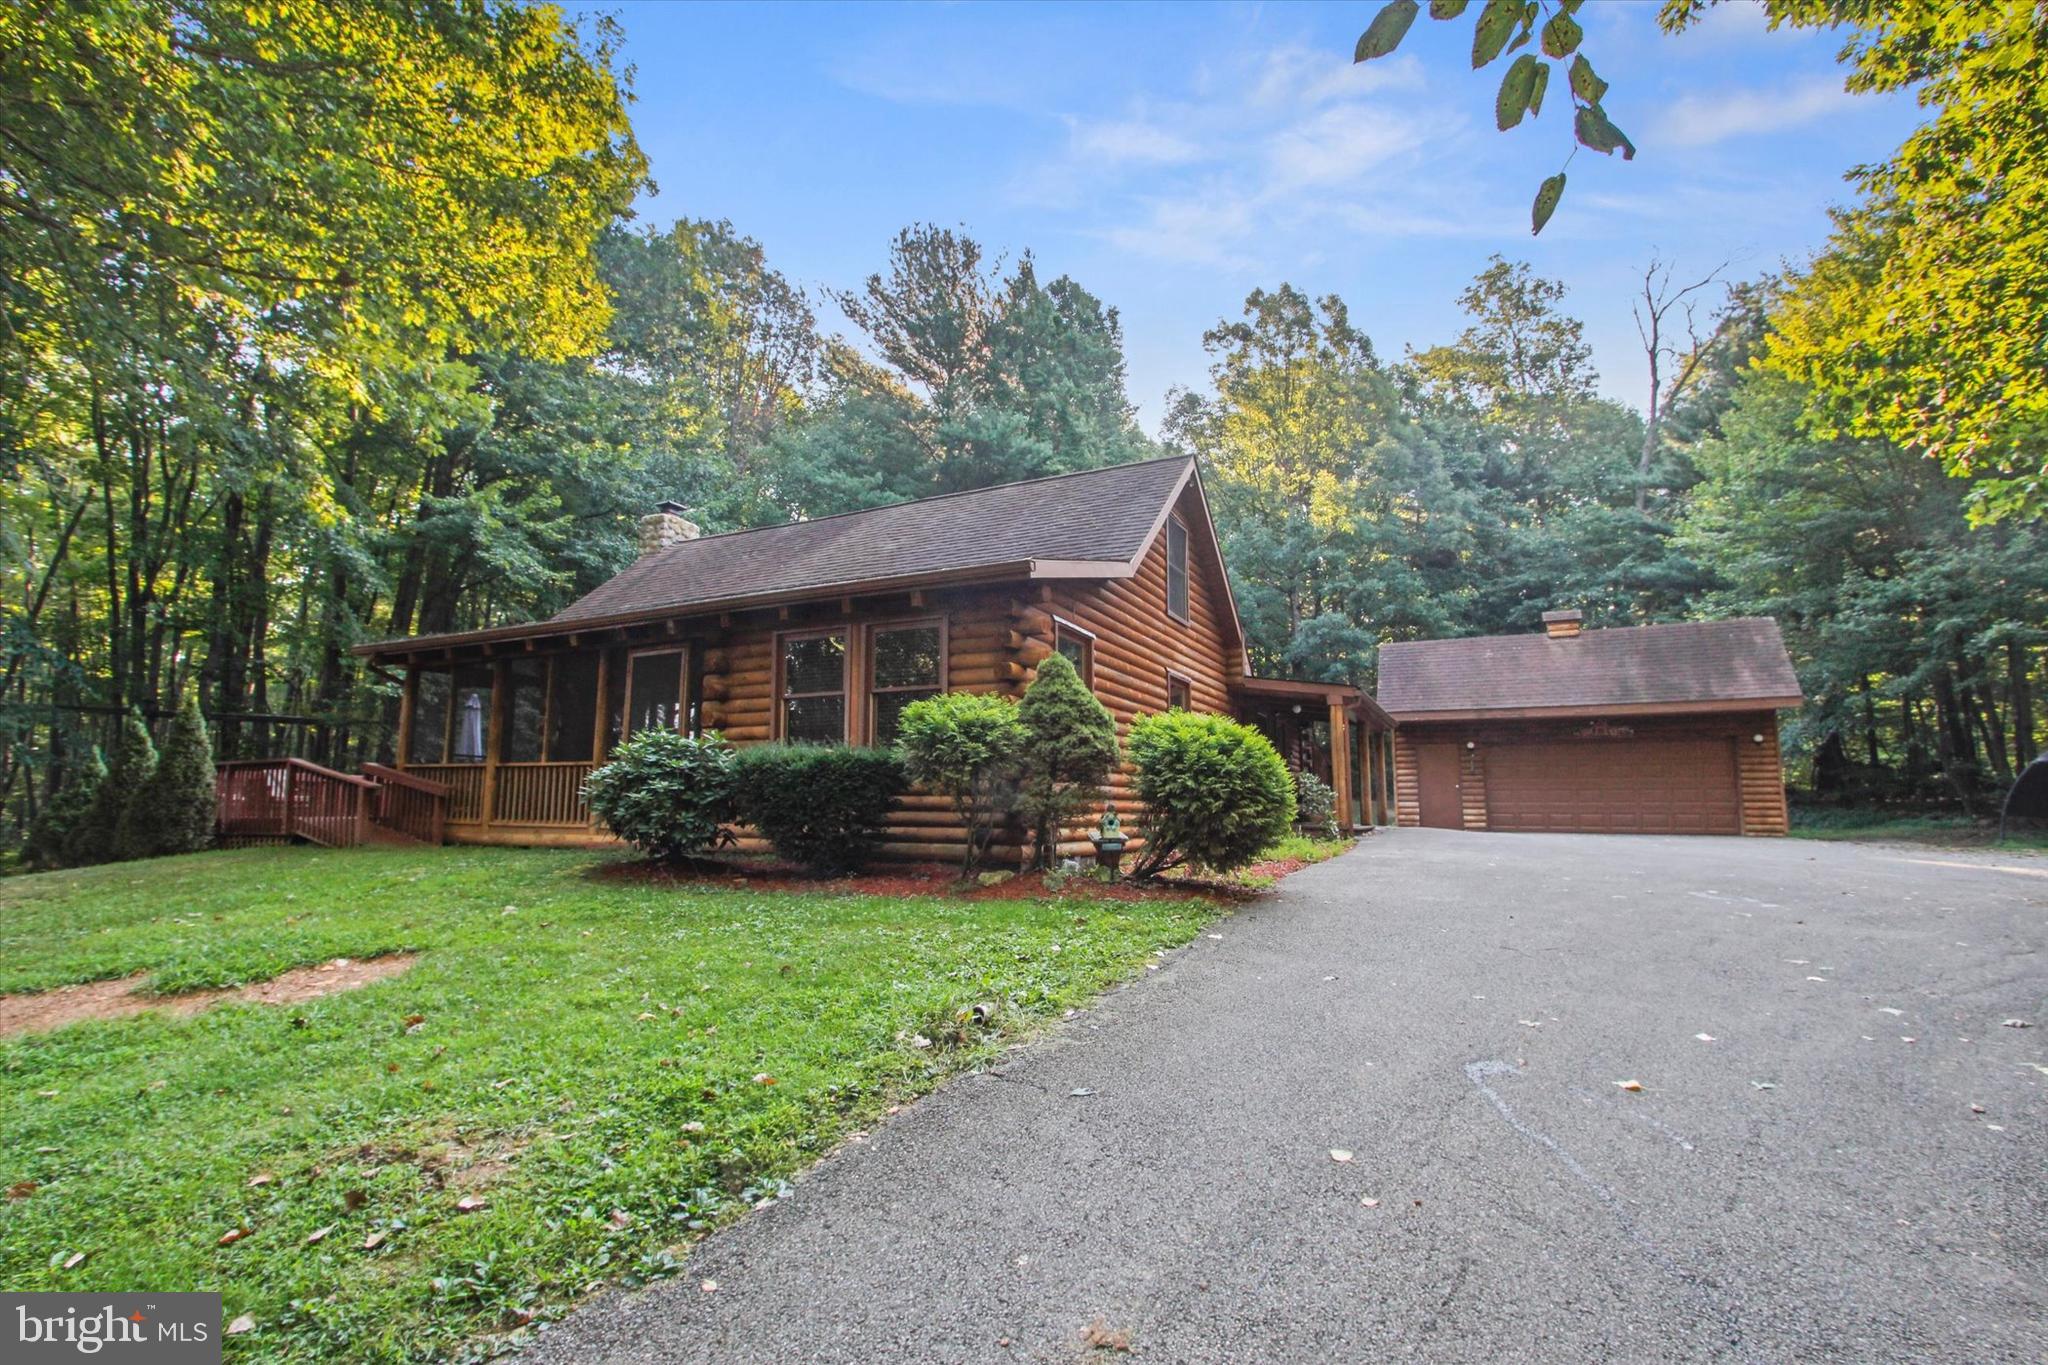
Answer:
[
  {"left": 554, "top": 455, "right": 1194, "bottom": 624},
  {"left": 357, "top": 456, "right": 1219, "bottom": 656},
  {"left": 1377, "top": 618, "right": 1803, "bottom": 719}
]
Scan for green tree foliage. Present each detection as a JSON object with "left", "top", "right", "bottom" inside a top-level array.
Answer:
[
  {"left": 1292, "top": 769, "right": 1338, "bottom": 838},
  {"left": 1126, "top": 713, "right": 1295, "bottom": 879},
  {"left": 733, "top": 745, "right": 906, "bottom": 874},
  {"left": 121, "top": 694, "right": 218, "bottom": 859},
  {"left": 1015, "top": 653, "right": 1120, "bottom": 870},
  {"left": 23, "top": 748, "right": 103, "bottom": 871},
  {"left": 90, "top": 708, "right": 157, "bottom": 865},
  {"left": 893, "top": 692, "right": 1026, "bottom": 873},
  {"left": 583, "top": 731, "right": 739, "bottom": 863}
]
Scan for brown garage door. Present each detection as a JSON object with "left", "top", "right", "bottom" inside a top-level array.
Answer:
[{"left": 1484, "top": 739, "right": 1740, "bottom": 835}]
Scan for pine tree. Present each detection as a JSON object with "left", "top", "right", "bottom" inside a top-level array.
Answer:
[
  {"left": 1016, "top": 652, "right": 1120, "bottom": 869},
  {"left": 24, "top": 747, "right": 105, "bottom": 871},
  {"left": 122, "top": 693, "right": 218, "bottom": 858},
  {"left": 83, "top": 707, "right": 157, "bottom": 864}
]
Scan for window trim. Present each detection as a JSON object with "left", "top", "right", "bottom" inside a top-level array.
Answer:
[
  {"left": 863, "top": 615, "right": 948, "bottom": 746},
  {"left": 1052, "top": 616, "right": 1096, "bottom": 690},
  {"left": 1165, "top": 669, "right": 1195, "bottom": 712},
  {"left": 1165, "top": 513, "right": 1191, "bottom": 625},
  {"left": 774, "top": 626, "right": 851, "bottom": 743},
  {"left": 621, "top": 645, "right": 690, "bottom": 741}
]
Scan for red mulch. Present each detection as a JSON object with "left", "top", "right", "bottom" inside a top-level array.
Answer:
[{"left": 591, "top": 855, "right": 1250, "bottom": 903}]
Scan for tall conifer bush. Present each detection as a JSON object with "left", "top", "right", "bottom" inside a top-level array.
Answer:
[
  {"left": 1016, "top": 653, "right": 1120, "bottom": 869},
  {"left": 123, "top": 694, "right": 218, "bottom": 857},
  {"left": 24, "top": 747, "right": 105, "bottom": 871},
  {"left": 72, "top": 709, "right": 155, "bottom": 866}
]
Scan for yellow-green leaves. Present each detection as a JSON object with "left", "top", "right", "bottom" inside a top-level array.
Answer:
[
  {"left": 1540, "top": 11, "right": 1583, "bottom": 58},
  {"left": 1532, "top": 173, "right": 1566, "bottom": 234},
  {"left": 1496, "top": 54, "right": 1542, "bottom": 130},
  {"left": 1355, "top": 0, "right": 1419, "bottom": 62}
]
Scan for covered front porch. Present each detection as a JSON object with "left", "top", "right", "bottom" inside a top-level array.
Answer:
[{"left": 1232, "top": 677, "right": 1396, "bottom": 832}]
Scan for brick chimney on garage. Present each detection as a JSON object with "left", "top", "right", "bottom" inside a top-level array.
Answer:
[
  {"left": 637, "top": 500, "right": 700, "bottom": 558},
  {"left": 1541, "top": 608, "right": 1583, "bottom": 640}
]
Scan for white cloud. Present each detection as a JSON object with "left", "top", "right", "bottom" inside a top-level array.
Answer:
[
  {"left": 1069, "top": 116, "right": 1204, "bottom": 168},
  {"left": 1654, "top": 76, "right": 1854, "bottom": 147},
  {"left": 1266, "top": 104, "right": 1419, "bottom": 191}
]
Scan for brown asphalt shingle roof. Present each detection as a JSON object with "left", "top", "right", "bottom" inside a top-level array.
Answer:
[
  {"left": 1376, "top": 618, "right": 1802, "bottom": 716},
  {"left": 549, "top": 456, "right": 1194, "bottom": 624}
]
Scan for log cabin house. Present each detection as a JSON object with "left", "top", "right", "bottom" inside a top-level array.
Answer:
[
  {"left": 1377, "top": 614, "right": 1802, "bottom": 836},
  {"left": 354, "top": 457, "right": 1396, "bottom": 859}
]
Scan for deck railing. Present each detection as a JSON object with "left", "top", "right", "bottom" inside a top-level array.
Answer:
[
  {"left": 216, "top": 759, "right": 377, "bottom": 848},
  {"left": 361, "top": 763, "right": 450, "bottom": 845}
]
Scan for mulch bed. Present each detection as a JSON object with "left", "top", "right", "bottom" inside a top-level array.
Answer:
[{"left": 591, "top": 855, "right": 1269, "bottom": 903}]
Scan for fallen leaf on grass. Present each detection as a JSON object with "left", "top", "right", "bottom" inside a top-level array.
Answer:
[
  {"left": 303, "top": 1226, "right": 332, "bottom": 1246},
  {"left": 218, "top": 1227, "right": 251, "bottom": 1246},
  {"left": 455, "top": 1196, "right": 488, "bottom": 1214},
  {"left": 403, "top": 1014, "right": 426, "bottom": 1033},
  {"left": 607, "top": 1209, "right": 632, "bottom": 1230},
  {"left": 753, "top": 1073, "right": 776, "bottom": 1086},
  {"left": 1614, "top": 1080, "right": 1644, "bottom": 1093},
  {"left": 342, "top": 1189, "right": 366, "bottom": 1213},
  {"left": 225, "top": 1315, "right": 255, "bottom": 1336},
  {"left": 6, "top": 1181, "right": 37, "bottom": 1200},
  {"left": 247, "top": 1172, "right": 275, "bottom": 1189},
  {"left": 60, "top": 1252, "right": 88, "bottom": 1270},
  {"left": 362, "top": 1232, "right": 388, "bottom": 1251}
]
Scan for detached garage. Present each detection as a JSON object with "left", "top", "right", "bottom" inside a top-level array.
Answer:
[{"left": 1378, "top": 613, "right": 1803, "bottom": 836}]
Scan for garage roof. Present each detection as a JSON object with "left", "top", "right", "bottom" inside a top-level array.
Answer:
[{"left": 1377, "top": 617, "right": 1803, "bottom": 720}]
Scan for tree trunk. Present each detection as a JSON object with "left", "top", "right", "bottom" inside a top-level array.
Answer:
[{"left": 2011, "top": 639, "right": 2037, "bottom": 766}]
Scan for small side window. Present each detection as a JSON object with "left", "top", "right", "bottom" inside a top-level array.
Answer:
[
  {"left": 1053, "top": 618, "right": 1095, "bottom": 690},
  {"left": 1166, "top": 516, "right": 1190, "bottom": 623},
  {"left": 1167, "top": 672, "right": 1193, "bottom": 712}
]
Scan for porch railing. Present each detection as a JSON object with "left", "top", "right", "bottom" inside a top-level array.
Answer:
[
  {"left": 405, "top": 764, "right": 486, "bottom": 822},
  {"left": 216, "top": 759, "right": 377, "bottom": 848},
  {"left": 361, "top": 763, "right": 450, "bottom": 845},
  {"left": 492, "top": 761, "right": 596, "bottom": 826}
]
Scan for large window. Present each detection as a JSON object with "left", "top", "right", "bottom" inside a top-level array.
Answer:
[
  {"left": 1166, "top": 515, "right": 1190, "bottom": 623},
  {"left": 1053, "top": 618, "right": 1095, "bottom": 690},
  {"left": 869, "top": 621, "right": 943, "bottom": 744},
  {"left": 624, "top": 648, "right": 687, "bottom": 739},
  {"left": 780, "top": 631, "right": 847, "bottom": 743}
]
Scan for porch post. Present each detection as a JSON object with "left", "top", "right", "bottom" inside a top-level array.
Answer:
[
  {"left": 1329, "top": 700, "right": 1353, "bottom": 832},
  {"left": 591, "top": 647, "right": 610, "bottom": 764},
  {"left": 482, "top": 658, "right": 506, "bottom": 826},
  {"left": 1364, "top": 721, "right": 1380, "bottom": 825},
  {"left": 396, "top": 666, "right": 417, "bottom": 771}
]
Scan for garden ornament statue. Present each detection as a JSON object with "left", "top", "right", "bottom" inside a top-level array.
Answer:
[{"left": 1090, "top": 802, "right": 1127, "bottom": 880}]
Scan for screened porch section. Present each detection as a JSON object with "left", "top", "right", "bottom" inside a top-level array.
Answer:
[{"left": 398, "top": 645, "right": 699, "bottom": 837}]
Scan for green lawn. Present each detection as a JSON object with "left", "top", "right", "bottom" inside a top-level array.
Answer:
[
  {"left": 1787, "top": 807, "right": 2048, "bottom": 850},
  {"left": 0, "top": 846, "right": 1216, "bottom": 1362}
]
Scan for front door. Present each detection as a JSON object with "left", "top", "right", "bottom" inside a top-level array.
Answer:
[{"left": 1416, "top": 742, "right": 1462, "bottom": 829}]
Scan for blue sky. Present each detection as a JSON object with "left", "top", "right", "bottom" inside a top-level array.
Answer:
[{"left": 575, "top": 0, "right": 1923, "bottom": 427}]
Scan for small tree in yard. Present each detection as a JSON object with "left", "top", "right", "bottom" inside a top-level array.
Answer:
[
  {"left": 71, "top": 708, "right": 155, "bottom": 866},
  {"left": 24, "top": 747, "right": 105, "bottom": 871},
  {"left": 121, "top": 693, "right": 217, "bottom": 858},
  {"left": 583, "top": 730, "right": 740, "bottom": 863},
  {"left": 1016, "top": 653, "right": 1119, "bottom": 869},
  {"left": 734, "top": 744, "right": 906, "bottom": 874},
  {"left": 1126, "top": 711, "right": 1295, "bottom": 880},
  {"left": 894, "top": 691, "right": 1026, "bottom": 874}
]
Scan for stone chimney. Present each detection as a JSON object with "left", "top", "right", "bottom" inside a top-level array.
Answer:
[
  {"left": 1542, "top": 608, "right": 1583, "bottom": 640},
  {"left": 637, "top": 500, "right": 700, "bottom": 558}
]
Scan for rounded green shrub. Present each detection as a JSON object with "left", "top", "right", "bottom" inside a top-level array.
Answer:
[
  {"left": 23, "top": 746, "right": 105, "bottom": 871},
  {"left": 894, "top": 691, "right": 1025, "bottom": 873},
  {"left": 1016, "top": 652, "right": 1119, "bottom": 869},
  {"left": 121, "top": 693, "right": 217, "bottom": 858},
  {"left": 1127, "top": 711, "right": 1295, "bottom": 879},
  {"left": 734, "top": 744, "right": 906, "bottom": 874},
  {"left": 582, "top": 730, "right": 739, "bottom": 863}
]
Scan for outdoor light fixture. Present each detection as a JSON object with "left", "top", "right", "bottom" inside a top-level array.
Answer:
[
  {"left": 1753, "top": 733, "right": 1766, "bottom": 743},
  {"left": 1291, "top": 702, "right": 1303, "bottom": 714},
  {"left": 1465, "top": 741, "right": 1476, "bottom": 750}
]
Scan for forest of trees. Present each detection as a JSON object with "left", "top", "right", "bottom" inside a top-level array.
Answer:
[{"left": 2, "top": 0, "right": 2041, "bottom": 851}]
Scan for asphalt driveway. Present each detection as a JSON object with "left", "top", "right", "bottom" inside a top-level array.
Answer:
[{"left": 523, "top": 831, "right": 2047, "bottom": 1364}]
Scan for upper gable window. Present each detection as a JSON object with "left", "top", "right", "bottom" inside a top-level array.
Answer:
[{"left": 1166, "top": 516, "right": 1190, "bottom": 623}]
